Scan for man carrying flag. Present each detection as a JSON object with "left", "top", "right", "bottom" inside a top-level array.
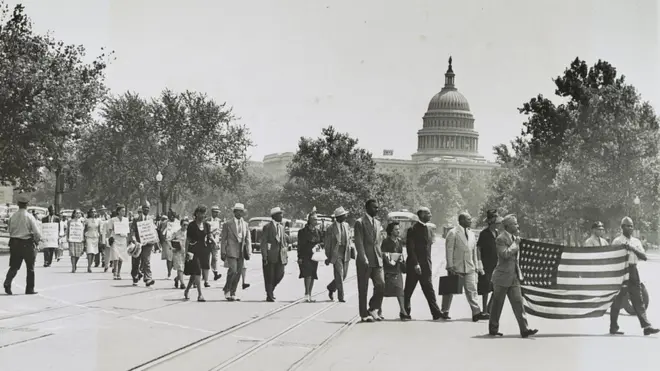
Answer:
[{"left": 609, "top": 216, "right": 658, "bottom": 336}]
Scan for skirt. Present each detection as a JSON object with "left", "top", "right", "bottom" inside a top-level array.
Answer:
[
  {"left": 478, "top": 269, "right": 494, "bottom": 295},
  {"left": 298, "top": 258, "right": 318, "bottom": 280},
  {"left": 172, "top": 241, "right": 185, "bottom": 271},
  {"left": 384, "top": 271, "right": 404, "bottom": 297},
  {"left": 85, "top": 237, "right": 99, "bottom": 254},
  {"left": 161, "top": 240, "right": 173, "bottom": 261},
  {"left": 69, "top": 242, "right": 85, "bottom": 258},
  {"left": 184, "top": 254, "right": 203, "bottom": 276},
  {"left": 108, "top": 238, "right": 129, "bottom": 262}
]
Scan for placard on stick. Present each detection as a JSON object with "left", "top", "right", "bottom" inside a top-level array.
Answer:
[
  {"left": 137, "top": 220, "right": 158, "bottom": 244},
  {"left": 68, "top": 221, "right": 84, "bottom": 243}
]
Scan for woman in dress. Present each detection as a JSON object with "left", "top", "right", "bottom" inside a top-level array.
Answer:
[
  {"left": 297, "top": 212, "right": 321, "bottom": 302},
  {"left": 381, "top": 221, "right": 409, "bottom": 320},
  {"left": 83, "top": 208, "right": 101, "bottom": 273},
  {"left": 477, "top": 210, "right": 502, "bottom": 315},
  {"left": 107, "top": 205, "right": 130, "bottom": 280},
  {"left": 171, "top": 217, "right": 189, "bottom": 289},
  {"left": 184, "top": 206, "right": 211, "bottom": 302},
  {"left": 160, "top": 212, "right": 179, "bottom": 279},
  {"left": 57, "top": 213, "right": 68, "bottom": 263},
  {"left": 67, "top": 209, "right": 85, "bottom": 273}
]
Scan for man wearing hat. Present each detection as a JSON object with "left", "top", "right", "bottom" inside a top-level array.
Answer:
[
  {"left": 130, "top": 201, "right": 156, "bottom": 287},
  {"left": 325, "top": 206, "right": 355, "bottom": 302},
  {"left": 208, "top": 206, "right": 224, "bottom": 284},
  {"left": 488, "top": 214, "right": 537, "bottom": 338},
  {"left": 4, "top": 194, "right": 41, "bottom": 295},
  {"left": 584, "top": 222, "right": 608, "bottom": 247},
  {"left": 41, "top": 205, "right": 60, "bottom": 267},
  {"left": 403, "top": 206, "right": 442, "bottom": 320},
  {"left": 221, "top": 203, "right": 251, "bottom": 301},
  {"left": 95, "top": 205, "right": 110, "bottom": 269},
  {"left": 260, "top": 207, "right": 289, "bottom": 301},
  {"left": 609, "top": 217, "right": 658, "bottom": 336}
]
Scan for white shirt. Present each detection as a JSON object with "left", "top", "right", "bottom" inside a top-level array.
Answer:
[
  {"left": 584, "top": 235, "right": 608, "bottom": 247},
  {"left": 611, "top": 234, "right": 644, "bottom": 265},
  {"left": 234, "top": 217, "right": 244, "bottom": 239}
]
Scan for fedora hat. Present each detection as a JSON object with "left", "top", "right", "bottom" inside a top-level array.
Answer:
[
  {"left": 333, "top": 206, "right": 348, "bottom": 218},
  {"left": 270, "top": 207, "right": 283, "bottom": 216},
  {"left": 233, "top": 203, "right": 245, "bottom": 211}
]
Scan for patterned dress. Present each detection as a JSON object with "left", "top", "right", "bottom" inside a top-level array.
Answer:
[
  {"left": 107, "top": 217, "right": 130, "bottom": 262},
  {"left": 171, "top": 228, "right": 186, "bottom": 271},
  {"left": 68, "top": 219, "right": 85, "bottom": 258},
  {"left": 161, "top": 220, "right": 180, "bottom": 261}
]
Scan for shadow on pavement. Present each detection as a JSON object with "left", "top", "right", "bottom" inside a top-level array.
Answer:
[{"left": 472, "top": 333, "right": 648, "bottom": 339}]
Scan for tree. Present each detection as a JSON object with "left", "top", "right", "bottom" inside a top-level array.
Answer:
[
  {"left": 417, "top": 169, "right": 464, "bottom": 226},
  {"left": 0, "top": 3, "right": 109, "bottom": 189},
  {"left": 485, "top": 58, "right": 660, "bottom": 238},
  {"left": 374, "top": 170, "right": 426, "bottom": 217},
  {"left": 282, "top": 126, "right": 381, "bottom": 218},
  {"left": 78, "top": 90, "right": 252, "bottom": 212},
  {"left": 458, "top": 170, "right": 489, "bottom": 222}
]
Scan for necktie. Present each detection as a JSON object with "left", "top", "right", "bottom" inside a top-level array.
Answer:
[
  {"left": 237, "top": 219, "right": 242, "bottom": 238},
  {"left": 465, "top": 228, "right": 469, "bottom": 240},
  {"left": 341, "top": 223, "right": 346, "bottom": 245}
]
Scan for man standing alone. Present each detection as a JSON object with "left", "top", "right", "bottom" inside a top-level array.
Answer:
[
  {"left": 4, "top": 194, "right": 41, "bottom": 295},
  {"left": 354, "top": 199, "right": 385, "bottom": 322},
  {"left": 221, "top": 203, "right": 250, "bottom": 301}
]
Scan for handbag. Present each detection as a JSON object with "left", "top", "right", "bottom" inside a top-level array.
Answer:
[
  {"left": 311, "top": 245, "right": 326, "bottom": 262},
  {"left": 438, "top": 274, "right": 464, "bottom": 295}
]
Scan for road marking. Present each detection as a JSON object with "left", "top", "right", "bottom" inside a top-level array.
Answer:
[{"left": 129, "top": 315, "right": 214, "bottom": 334}]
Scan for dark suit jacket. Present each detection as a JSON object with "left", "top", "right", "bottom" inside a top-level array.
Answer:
[
  {"left": 42, "top": 215, "right": 60, "bottom": 224},
  {"left": 477, "top": 228, "right": 498, "bottom": 273},
  {"left": 353, "top": 215, "right": 383, "bottom": 268},
  {"left": 260, "top": 221, "right": 288, "bottom": 265},
  {"left": 406, "top": 222, "right": 434, "bottom": 276},
  {"left": 131, "top": 214, "right": 155, "bottom": 245}
]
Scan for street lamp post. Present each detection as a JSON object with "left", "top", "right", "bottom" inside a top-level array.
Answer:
[
  {"left": 139, "top": 182, "right": 145, "bottom": 206},
  {"left": 156, "top": 172, "right": 163, "bottom": 216}
]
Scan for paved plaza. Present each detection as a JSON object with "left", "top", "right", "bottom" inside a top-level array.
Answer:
[{"left": 0, "top": 240, "right": 658, "bottom": 371}]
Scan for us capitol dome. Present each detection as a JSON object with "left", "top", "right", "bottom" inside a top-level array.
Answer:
[{"left": 257, "top": 57, "right": 498, "bottom": 180}]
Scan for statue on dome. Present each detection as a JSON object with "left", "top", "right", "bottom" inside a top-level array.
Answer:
[{"left": 448, "top": 56, "right": 452, "bottom": 66}]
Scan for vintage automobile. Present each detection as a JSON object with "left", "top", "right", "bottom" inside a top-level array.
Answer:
[
  {"left": 249, "top": 217, "right": 271, "bottom": 253},
  {"left": 28, "top": 206, "right": 48, "bottom": 221},
  {"left": 286, "top": 219, "right": 305, "bottom": 250}
]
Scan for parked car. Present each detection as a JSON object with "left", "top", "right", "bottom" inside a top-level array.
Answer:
[
  {"left": 285, "top": 219, "right": 305, "bottom": 250},
  {"left": 0, "top": 204, "right": 18, "bottom": 232},
  {"left": 60, "top": 209, "right": 74, "bottom": 219},
  {"left": 28, "top": 206, "right": 48, "bottom": 221}
]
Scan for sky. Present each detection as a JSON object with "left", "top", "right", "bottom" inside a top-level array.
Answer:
[{"left": 6, "top": 0, "right": 659, "bottom": 162}]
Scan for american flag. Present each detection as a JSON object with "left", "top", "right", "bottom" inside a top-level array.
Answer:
[{"left": 519, "top": 239, "right": 628, "bottom": 319}]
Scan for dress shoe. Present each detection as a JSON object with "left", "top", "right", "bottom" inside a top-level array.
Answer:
[
  {"left": 213, "top": 272, "right": 222, "bottom": 281},
  {"left": 521, "top": 329, "right": 538, "bottom": 338},
  {"left": 266, "top": 297, "right": 275, "bottom": 302},
  {"left": 328, "top": 290, "right": 334, "bottom": 301},
  {"left": 25, "top": 291, "right": 38, "bottom": 295},
  {"left": 233, "top": 296, "right": 240, "bottom": 302},
  {"left": 489, "top": 331, "right": 503, "bottom": 337},
  {"left": 361, "top": 317, "right": 374, "bottom": 323},
  {"left": 204, "top": 282, "right": 211, "bottom": 288},
  {"left": 242, "top": 283, "right": 250, "bottom": 290},
  {"left": 225, "top": 292, "right": 234, "bottom": 301},
  {"left": 146, "top": 280, "right": 155, "bottom": 287},
  {"left": 472, "top": 312, "right": 489, "bottom": 322},
  {"left": 4, "top": 284, "right": 12, "bottom": 295},
  {"left": 644, "top": 327, "right": 660, "bottom": 336},
  {"left": 369, "top": 310, "right": 381, "bottom": 321},
  {"left": 436, "top": 312, "right": 450, "bottom": 320},
  {"left": 338, "top": 299, "right": 346, "bottom": 303},
  {"left": 399, "top": 313, "right": 411, "bottom": 321},
  {"left": 609, "top": 327, "right": 624, "bottom": 335}
]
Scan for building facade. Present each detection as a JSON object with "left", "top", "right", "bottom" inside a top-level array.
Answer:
[{"left": 258, "top": 58, "right": 498, "bottom": 181}]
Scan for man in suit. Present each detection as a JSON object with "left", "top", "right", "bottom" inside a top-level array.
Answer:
[
  {"left": 130, "top": 201, "right": 156, "bottom": 287},
  {"left": 41, "top": 205, "right": 60, "bottom": 267},
  {"left": 260, "top": 207, "right": 289, "bottom": 302},
  {"left": 488, "top": 214, "right": 537, "bottom": 338},
  {"left": 221, "top": 203, "right": 251, "bottom": 301},
  {"left": 441, "top": 212, "right": 489, "bottom": 322},
  {"left": 354, "top": 199, "right": 385, "bottom": 322},
  {"left": 325, "top": 206, "right": 355, "bottom": 302},
  {"left": 403, "top": 206, "right": 442, "bottom": 320}
]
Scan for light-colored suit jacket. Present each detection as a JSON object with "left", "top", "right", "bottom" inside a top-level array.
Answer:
[
  {"left": 325, "top": 221, "right": 355, "bottom": 264},
  {"left": 445, "top": 226, "right": 482, "bottom": 274},
  {"left": 353, "top": 215, "right": 383, "bottom": 268},
  {"left": 491, "top": 230, "right": 523, "bottom": 287},
  {"left": 221, "top": 218, "right": 251, "bottom": 260},
  {"left": 260, "top": 220, "right": 288, "bottom": 265}
]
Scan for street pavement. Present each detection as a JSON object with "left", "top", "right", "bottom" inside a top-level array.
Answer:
[{"left": 0, "top": 240, "right": 658, "bottom": 371}]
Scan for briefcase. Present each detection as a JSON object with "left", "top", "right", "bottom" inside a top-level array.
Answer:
[{"left": 438, "top": 274, "right": 464, "bottom": 295}]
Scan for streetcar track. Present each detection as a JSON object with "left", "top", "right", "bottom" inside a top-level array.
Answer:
[{"left": 128, "top": 274, "right": 359, "bottom": 371}]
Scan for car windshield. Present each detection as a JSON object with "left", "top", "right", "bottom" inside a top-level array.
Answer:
[{"left": 248, "top": 219, "right": 270, "bottom": 228}]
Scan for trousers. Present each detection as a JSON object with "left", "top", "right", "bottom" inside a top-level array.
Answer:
[
  {"left": 131, "top": 244, "right": 153, "bottom": 282},
  {"left": 262, "top": 261, "right": 285, "bottom": 299},
  {"left": 489, "top": 283, "right": 529, "bottom": 334},
  {"left": 327, "top": 259, "right": 350, "bottom": 300},
  {"left": 4, "top": 239, "right": 37, "bottom": 292},
  {"left": 356, "top": 263, "right": 384, "bottom": 318},
  {"left": 441, "top": 272, "right": 481, "bottom": 315},
  {"left": 224, "top": 257, "right": 245, "bottom": 295},
  {"left": 403, "top": 269, "right": 441, "bottom": 318},
  {"left": 610, "top": 264, "right": 651, "bottom": 330}
]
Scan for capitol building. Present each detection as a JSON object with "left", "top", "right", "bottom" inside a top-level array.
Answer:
[{"left": 256, "top": 58, "right": 498, "bottom": 181}]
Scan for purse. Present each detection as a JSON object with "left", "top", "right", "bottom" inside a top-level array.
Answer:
[{"left": 311, "top": 245, "right": 326, "bottom": 262}]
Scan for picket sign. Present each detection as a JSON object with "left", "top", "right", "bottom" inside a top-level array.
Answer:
[
  {"left": 68, "top": 221, "right": 84, "bottom": 243},
  {"left": 41, "top": 223, "right": 59, "bottom": 248},
  {"left": 137, "top": 220, "right": 158, "bottom": 244}
]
